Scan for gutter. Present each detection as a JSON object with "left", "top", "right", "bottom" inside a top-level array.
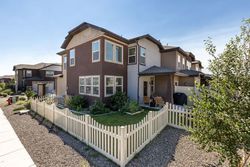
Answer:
[{"left": 137, "top": 40, "right": 140, "bottom": 103}]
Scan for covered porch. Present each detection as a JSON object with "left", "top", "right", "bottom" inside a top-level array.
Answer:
[{"left": 138, "top": 66, "right": 175, "bottom": 107}]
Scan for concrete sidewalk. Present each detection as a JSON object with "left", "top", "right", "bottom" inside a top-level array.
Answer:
[{"left": 0, "top": 108, "right": 36, "bottom": 167}]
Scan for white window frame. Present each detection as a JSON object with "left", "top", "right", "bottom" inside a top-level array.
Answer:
[
  {"left": 139, "top": 46, "right": 146, "bottom": 65},
  {"left": 92, "top": 40, "right": 100, "bottom": 63},
  {"left": 69, "top": 49, "right": 75, "bottom": 67},
  {"left": 104, "top": 75, "right": 123, "bottom": 97},
  {"left": 26, "top": 70, "right": 32, "bottom": 77},
  {"left": 104, "top": 39, "right": 123, "bottom": 65},
  {"left": 79, "top": 75, "right": 100, "bottom": 97},
  {"left": 177, "top": 55, "right": 181, "bottom": 68},
  {"left": 128, "top": 47, "right": 136, "bottom": 64},
  {"left": 63, "top": 55, "right": 67, "bottom": 70}
]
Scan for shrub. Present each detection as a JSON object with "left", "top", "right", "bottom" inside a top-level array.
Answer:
[
  {"left": 25, "top": 90, "right": 36, "bottom": 100},
  {"left": 24, "top": 101, "right": 31, "bottom": 109},
  {"left": 16, "top": 100, "right": 27, "bottom": 105},
  {"left": 0, "top": 83, "right": 5, "bottom": 90},
  {"left": 13, "top": 106, "right": 25, "bottom": 111},
  {"left": 2, "top": 89, "right": 13, "bottom": 95},
  {"left": 121, "top": 100, "right": 141, "bottom": 113},
  {"left": 110, "top": 91, "right": 128, "bottom": 111},
  {"left": 90, "top": 100, "right": 110, "bottom": 115},
  {"left": 18, "top": 96, "right": 27, "bottom": 101},
  {"left": 66, "top": 95, "right": 87, "bottom": 111},
  {"left": 1, "top": 93, "right": 8, "bottom": 97}
]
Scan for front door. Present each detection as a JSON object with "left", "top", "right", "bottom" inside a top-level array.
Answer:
[
  {"left": 38, "top": 84, "right": 44, "bottom": 96},
  {"left": 143, "top": 81, "right": 148, "bottom": 97}
]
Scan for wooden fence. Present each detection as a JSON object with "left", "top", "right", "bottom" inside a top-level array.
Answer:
[{"left": 30, "top": 98, "right": 193, "bottom": 167}]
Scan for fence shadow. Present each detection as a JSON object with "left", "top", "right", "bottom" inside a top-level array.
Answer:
[
  {"left": 126, "top": 126, "right": 187, "bottom": 167},
  {"left": 29, "top": 111, "right": 119, "bottom": 167}
]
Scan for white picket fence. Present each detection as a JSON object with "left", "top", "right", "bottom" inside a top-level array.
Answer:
[{"left": 30, "top": 98, "right": 193, "bottom": 167}]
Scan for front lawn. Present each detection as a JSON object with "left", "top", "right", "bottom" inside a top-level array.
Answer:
[{"left": 92, "top": 111, "right": 149, "bottom": 126}]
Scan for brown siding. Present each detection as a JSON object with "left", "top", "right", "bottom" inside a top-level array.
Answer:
[
  {"left": 161, "top": 51, "right": 177, "bottom": 70},
  {"left": 66, "top": 36, "right": 127, "bottom": 104},
  {"left": 155, "top": 75, "right": 174, "bottom": 103}
]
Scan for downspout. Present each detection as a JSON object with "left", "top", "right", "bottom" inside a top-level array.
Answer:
[{"left": 137, "top": 40, "right": 140, "bottom": 103}]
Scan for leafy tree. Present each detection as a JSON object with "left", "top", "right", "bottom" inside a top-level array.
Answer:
[{"left": 191, "top": 19, "right": 250, "bottom": 167}]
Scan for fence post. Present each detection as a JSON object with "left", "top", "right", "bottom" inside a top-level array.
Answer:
[
  {"left": 148, "top": 111, "right": 153, "bottom": 140},
  {"left": 165, "top": 102, "right": 169, "bottom": 126},
  {"left": 120, "top": 126, "right": 127, "bottom": 167},
  {"left": 65, "top": 108, "right": 69, "bottom": 132},
  {"left": 52, "top": 104, "right": 55, "bottom": 124},
  {"left": 35, "top": 98, "right": 38, "bottom": 113},
  {"left": 85, "top": 115, "right": 90, "bottom": 145},
  {"left": 43, "top": 101, "right": 46, "bottom": 118}
]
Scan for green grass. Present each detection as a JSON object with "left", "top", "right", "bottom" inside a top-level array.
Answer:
[{"left": 92, "top": 111, "right": 149, "bottom": 126}]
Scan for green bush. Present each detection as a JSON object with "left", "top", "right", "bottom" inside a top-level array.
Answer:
[
  {"left": 66, "top": 95, "right": 87, "bottom": 111},
  {"left": 90, "top": 100, "right": 110, "bottom": 115},
  {"left": 13, "top": 106, "right": 26, "bottom": 111},
  {"left": 16, "top": 100, "right": 27, "bottom": 105},
  {"left": 121, "top": 100, "right": 141, "bottom": 113},
  {"left": 24, "top": 101, "right": 31, "bottom": 109},
  {"left": 18, "top": 96, "right": 27, "bottom": 101},
  {"left": 110, "top": 91, "right": 128, "bottom": 111},
  {"left": 0, "top": 83, "right": 5, "bottom": 90},
  {"left": 2, "top": 89, "right": 13, "bottom": 95},
  {"left": 25, "top": 90, "right": 35, "bottom": 100}
]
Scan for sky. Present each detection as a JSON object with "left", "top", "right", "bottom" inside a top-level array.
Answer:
[{"left": 0, "top": 0, "right": 249, "bottom": 75}]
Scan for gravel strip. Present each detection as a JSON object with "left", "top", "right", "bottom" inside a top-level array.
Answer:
[{"left": 1, "top": 98, "right": 227, "bottom": 167}]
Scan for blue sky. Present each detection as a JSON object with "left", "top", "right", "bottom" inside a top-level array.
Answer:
[{"left": 0, "top": 0, "right": 249, "bottom": 75}]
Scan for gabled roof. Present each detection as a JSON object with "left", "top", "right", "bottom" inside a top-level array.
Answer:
[
  {"left": 161, "top": 45, "right": 189, "bottom": 57},
  {"left": 128, "top": 34, "right": 164, "bottom": 50},
  {"left": 192, "top": 60, "right": 203, "bottom": 68},
  {"left": 61, "top": 22, "right": 128, "bottom": 49},
  {"left": 13, "top": 63, "right": 61, "bottom": 71},
  {"left": 139, "top": 66, "right": 175, "bottom": 76}
]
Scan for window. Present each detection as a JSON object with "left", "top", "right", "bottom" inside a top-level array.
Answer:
[
  {"left": 46, "top": 71, "right": 54, "bottom": 77},
  {"left": 63, "top": 56, "right": 67, "bottom": 70},
  {"left": 69, "top": 49, "right": 75, "bottom": 66},
  {"left": 182, "top": 57, "right": 185, "bottom": 69},
  {"left": 196, "top": 64, "right": 200, "bottom": 71},
  {"left": 92, "top": 40, "right": 100, "bottom": 62},
  {"left": 139, "top": 47, "right": 146, "bottom": 65},
  {"left": 105, "top": 75, "right": 123, "bottom": 97},
  {"left": 79, "top": 76, "right": 100, "bottom": 97},
  {"left": 128, "top": 47, "right": 136, "bottom": 64},
  {"left": 105, "top": 40, "right": 123, "bottom": 64},
  {"left": 26, "top": 70, "right": 32, "bottom": 77},
  {"left": 187, "top": 61, "right": 191, "bottom": 70},
  {"left": 177, "top": 55, "right": 181, "bottom": 68}
]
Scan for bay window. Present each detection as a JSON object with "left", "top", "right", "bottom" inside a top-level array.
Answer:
[
  {"left": 105, "top": 40, "right": 123, "bottom": 64},
  {"left": 79, "top": 76, "right": 100, "bottom": 97},
  {"left": 105, "top": 75, "right": 123, "bottom": 97}
]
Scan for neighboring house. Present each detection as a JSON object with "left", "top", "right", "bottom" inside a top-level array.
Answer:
[
  {"left": 57, "top": 22, "right": 205, "bottom": 105},
  {"left": 13, "top": 63, "right": 62, "bottom": 96},
  {"left": 0, "top": 75, "right": 14, "bottom": 84}
]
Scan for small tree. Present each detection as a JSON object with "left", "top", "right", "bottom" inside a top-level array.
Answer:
[
  {"left": 191, "top": 19, "right": 250, "bottom": 167},
  {"left": 25, "top": 90, "right": 35, "bottom": 100}
]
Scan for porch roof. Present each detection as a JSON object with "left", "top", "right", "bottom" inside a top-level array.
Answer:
[
  {"left": 178, "top": 69, "right": 204, "bottom": 77},
  {"left": 139, "top": 66, "right": 175, "bottom": 76}
]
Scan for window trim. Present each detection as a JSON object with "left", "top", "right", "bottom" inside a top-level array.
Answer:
[
  {"left": 139, "top": 46, "right": 146, "bottom": 65},
  {"left": 69, "top": 49, "right": 75, "bottom": 67},
  {"left": 104, "top": 75, "right": 123, "bottom": 97},
  {"left": 79, "top": 75, "right": 100, "bottom": 97},
  {"left": 128, "top": 46, "right": 137, "bottom": 65},
  {"left": 92, "top": 40, "right": 100, "bottom": 63},
  {"left": 104, "top": 39, "right": 123, "bottom": 65}
]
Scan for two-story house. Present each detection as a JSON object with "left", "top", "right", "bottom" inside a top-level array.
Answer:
[
  {"left": 56, "top": 22, "right": 204, "bottom": 105},
  {"left": 13, "top": 63, "right": 61, "bottom": 96}
]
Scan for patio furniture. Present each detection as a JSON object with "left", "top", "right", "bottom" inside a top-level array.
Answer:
[
  {"left": 143, "top": 96, "right": 150, "bottom": 104},
  {"left": 154, "top": 96, "right": 165, "bottom": 107}
]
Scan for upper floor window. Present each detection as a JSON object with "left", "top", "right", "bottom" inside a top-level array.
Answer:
[
  {"left": 128, "top": 47, "right": 136, "bottom": 64},
  {"left": 177, "top": 55, "right": 181, "bottom": 68},
  {"left": 196, "top": 64, "right": 200, "bottom": 71},
  {"left": 26, "top": 70, "right": 32, "bottom": 77},
  {"left": 187, "top": 61, "right": 191, "bottom": 70},
  {"left": 46, "top": 71, "right": 54, "bottom": 77},
  {"left": 63, "top": 56, "right": 67, "bottom": 70},
  {"left": 105, "top": 40, "right": 123, "bottom": 64},
  {"left": 139, "top": 47, "right": 146, "bottom": 65},
  {"left": 79, "top": 75, "right": 100, "bottom": 97},
  {"left": 105, "top": 75, "right": 123, "bottom": 97},
  {"left": 182, "top": 57, "right": 185, "bottom": 69},
  {"left": 69, "top": 49, "right": 75, "bottom": 67},
  {"left": 92, "top": 40, "right": 100, "bottom": 62}
]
